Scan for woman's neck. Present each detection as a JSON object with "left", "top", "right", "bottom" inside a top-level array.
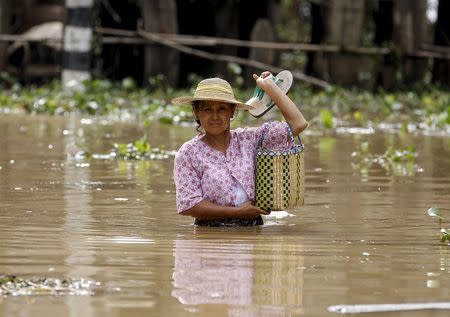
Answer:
[{"left": 202, "top": 131, "right": 231, "bottom": 153}]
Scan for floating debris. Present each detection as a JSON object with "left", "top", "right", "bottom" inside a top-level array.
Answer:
[
  {"left": 0, "top": 275, "right": 100, "bottom": 296},
  {"left": 328, "top": 302, "right": 450, "bottom": 314}
]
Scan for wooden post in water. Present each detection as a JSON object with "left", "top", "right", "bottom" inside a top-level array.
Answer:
[
  {"left": 0, "top": 0, "right": 10, "bottom": 71},
  {"left": 62, "top": 0, "right": 93, "bottom": 89}
]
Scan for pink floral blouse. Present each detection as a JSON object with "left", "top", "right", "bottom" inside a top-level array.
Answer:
[{"left": 173, "top": 121, "right": 292, "bottom": 213}]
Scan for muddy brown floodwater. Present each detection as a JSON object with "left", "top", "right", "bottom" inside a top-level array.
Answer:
[{"left": 0, "top": 113, "right": 449, "bottom": 317}]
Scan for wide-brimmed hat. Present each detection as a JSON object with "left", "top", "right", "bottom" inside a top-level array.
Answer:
[{"left": 171, "top": 77, "right": 250, "bottom": 110}]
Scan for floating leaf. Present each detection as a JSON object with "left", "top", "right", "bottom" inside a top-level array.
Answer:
[
  {"left": 427, "top": 207, "right": 443, "bottom": 220},
  {"left": 440, "top": 228, "right": 450, "bottom": 243}
]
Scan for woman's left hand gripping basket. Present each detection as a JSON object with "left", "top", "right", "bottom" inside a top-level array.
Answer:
[{"left": 254, "top": 124, "right": 305, "bottom": 212}]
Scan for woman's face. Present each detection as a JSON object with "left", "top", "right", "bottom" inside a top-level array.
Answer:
[{"left": 194, "top": 101, "right": 236, "bottom": 136}]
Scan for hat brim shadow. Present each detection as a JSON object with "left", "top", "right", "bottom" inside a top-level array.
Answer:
[{"left": 171, "top": 96, "right": 253, "bottom": 110}]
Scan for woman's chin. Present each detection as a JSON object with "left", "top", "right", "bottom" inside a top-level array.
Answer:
[{"left": 205, "top": 126, "right": 228, "bottom": 135}]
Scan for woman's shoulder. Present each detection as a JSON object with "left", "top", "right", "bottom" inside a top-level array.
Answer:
[
  {"left": 232, "top": 120, "right": 285, "bottom": 135},
  {"left": 232, "top": 124, "right": 259, "bottom": 135},
  {"left": 176, "top": 136, "right": 201, "bottom": 158}
]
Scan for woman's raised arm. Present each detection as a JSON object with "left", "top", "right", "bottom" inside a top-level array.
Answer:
[{"left": 253, "top": 72, "right": 308, "bottom": 135}]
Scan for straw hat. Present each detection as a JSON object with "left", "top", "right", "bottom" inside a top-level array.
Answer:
[{"left": 171, "top": 77, "right": 251, "bottom": 110}]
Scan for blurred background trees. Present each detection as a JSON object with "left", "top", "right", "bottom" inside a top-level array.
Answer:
[{"left": 0, "top": 0, "right": 448, "bottom": 90}]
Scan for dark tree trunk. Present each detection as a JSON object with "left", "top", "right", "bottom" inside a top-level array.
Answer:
[
  {"left": 214, "top": 0, "right": 239, "bottom": 79},
  {"left": 238, "top": 0, "right": 270, "bottom": 85},
  {"left": 374, "top": 1, "right": 393, "bottom": 45},
  {"left": 175, "top": 0, "right": 271, "bottom": 86},
  {"left": 175, "top": 0, "right": 216, "bottom": 85},
  {"left": 98, "top": 0, "right": 143, "bottom": 83},
  {"left": 432, "top": 0, "right": 450, "bottom": 85},
  {"left": 325, "top": 0, "right": 365, "bottom": 86},
  {"left": 142, "top": 0, "right": 179, "bottom": 87},
  {"left": 305, "top": 2, "right": 325, "bottom": 78},
  {"left": 0, "top": 0, "right": 10, "bottom": 71},
  {"left": 245, "top": 18, "right": 275, "bottom": 84},
  {"left": 393, "top": 0, "right": 427, "bottom": 86},
  {"left": 373, "top": 0, "right": 395, "bottom": 90}
]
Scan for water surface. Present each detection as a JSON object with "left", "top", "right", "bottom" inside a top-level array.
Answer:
[{"left": 0, "top": 114, "right": 449, "bottom": 316}]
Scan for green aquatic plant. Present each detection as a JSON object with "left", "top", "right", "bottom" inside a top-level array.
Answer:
[
  {"left": 428, "top": 207, "right": 443, "bottom": 222},
  {"left": 109, "top": 139, "right": 176, "bottom": 160},
  {"left": 440, "top": 229, "right": 450, "bottom": 243},
  {"left": 427, "top": 207, "right": 450, "bottom": 243},
  {"left": 88, "top": 130, "right": 176, "bottom": 161},
  {"left": 0, "top": 274, "right": 99, "bottom": 296},
  {"left": 0, "top": 72, "right": 449, "bottom": 135},
  {"left": 75, "top": 137, "right": 176, "bottom": 161},
  {"left": 351, "top": 143, "right": 420, "bottom": 176},
  {"left": 441, "top": 228, "right": 450, "bottom": 243}
]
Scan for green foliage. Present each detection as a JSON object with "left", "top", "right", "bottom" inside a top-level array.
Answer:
[
  {"left": 288, "top": 83, "right": 449, "bottom": 131},
  {"left": 441, "top": 229, "right": 450, "bottom": 243},
  {"left": 351, "top": 143, "right": 419, "bottom": 176},
  {"left": 320, "top": 109, "right": 334, "bottom": 128},
  {"left": 83, "top": 137, "right": 176, "bottom": 161},
  {"left": 427, "top": 207, "right": 450, "bottom": 244},
  {"left": 0, "top": 72, "right": 448, "bottom": 135},
  {"left": 110, "top": 138, "right": 176, "bottom": 161}
]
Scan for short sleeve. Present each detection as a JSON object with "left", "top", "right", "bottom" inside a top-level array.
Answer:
[
  {"left": 233, "top": 121, "right": 291, "bottom": 150},
  {"left": 173, "top": 146, "right": 204, "bottom": 213},
  {"left": 257, "top": 121, "right": 292, "bottom": 150}
]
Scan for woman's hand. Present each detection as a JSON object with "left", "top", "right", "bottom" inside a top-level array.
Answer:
[
  {"left": 252, "top": 70, "right": 308, "bottom": 135},
  {"left": 181, "top": 199, "right": 268, "bottom": 220},
  {"left": 252, "top": 71, "right": 275, "bottom": 91},
  {"left": 239, "top": 201, "right": 270, "bottom": 219}
]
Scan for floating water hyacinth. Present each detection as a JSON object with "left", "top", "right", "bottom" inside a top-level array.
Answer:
[
  {"left": 74, "top": 138, "right": 177, "bottom": 161},
  {"left": 351, "top": 144, "right": 420, "bottom": 176},
  {"left": 426, "top": 207, "right": 450, "bottom": 243},
  {"left": 427, "top": 207, "right": 443, "bottom": 220},
  {"left": 440, "top": 229, "right": 450, "bottom": 243},
  {"left": 108, "top": 139, "right": 177, "bottom": 160},
  {"left": 0, "top": 275, "right": 100, "bottom": 296}
]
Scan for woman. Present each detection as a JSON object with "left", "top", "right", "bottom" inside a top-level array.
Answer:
[{"left": 172, "top": 71, "right": 308, "bottom": 226}]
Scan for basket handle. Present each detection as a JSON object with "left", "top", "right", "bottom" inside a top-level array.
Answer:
[
  {"left": 257, "top": 122, "right": 304, "bottom": 151},
  {"left": 286, "top": 123, "right": 304, "bottom": 152}
]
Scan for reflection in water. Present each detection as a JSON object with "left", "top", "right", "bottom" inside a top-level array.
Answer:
[
  {"left": 172, "top": 232, "right": 305, "bottom": 316},
  {"left": 172, "top": 235, "right": 255, "bottom": 306},
  {"left": 63, "top": 117, "right": 97, "bottom": 317},
  {"left": 1, "top": 115, "right": 450, "bottom": 317}
]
